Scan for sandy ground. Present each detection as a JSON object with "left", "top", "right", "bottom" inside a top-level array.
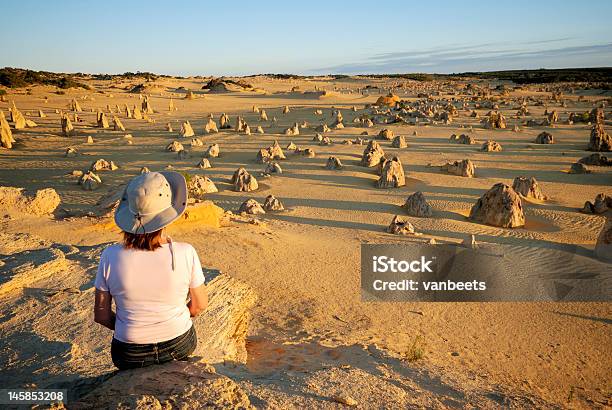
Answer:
[{"left": 0, "top": 75, "right": 611, "bottom": 408}]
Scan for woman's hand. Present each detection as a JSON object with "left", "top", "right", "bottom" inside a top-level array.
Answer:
[
  {"left": 187, "top": 284, "right": 208, "bottom": 317},
  {"left": 94, "top": 289, "right": 116, "bottom": 330}
]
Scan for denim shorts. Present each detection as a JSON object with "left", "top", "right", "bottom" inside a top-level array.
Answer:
[{"left": 111, "top": 325, "right": 197, "bottom": 370}]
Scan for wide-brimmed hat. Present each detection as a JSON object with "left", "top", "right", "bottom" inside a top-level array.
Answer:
[{"left": 115, "top": 171, "right": 187, "bottom": 234}]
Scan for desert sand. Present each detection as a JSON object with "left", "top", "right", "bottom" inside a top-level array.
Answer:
[{"left": 0, "top": 74, "right": 611, "bottom": 408}]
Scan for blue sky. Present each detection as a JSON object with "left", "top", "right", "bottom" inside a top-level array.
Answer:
[{"left": 1, "top": 0, "right": 611, "bottom": 76}]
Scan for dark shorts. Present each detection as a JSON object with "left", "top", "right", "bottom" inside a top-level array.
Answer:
[{"left": 111, "top": 325, "right": 197, "bottom": 370}]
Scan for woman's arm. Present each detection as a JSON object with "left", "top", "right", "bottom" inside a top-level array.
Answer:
[
  {"left": 187, "top": 284, "right": 208, "bottom": 317},
  {"left": 94, "top": 289, "right": 116, "bottom": 330}
]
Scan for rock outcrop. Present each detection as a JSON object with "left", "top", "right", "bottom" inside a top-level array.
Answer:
[
  {"left": 387, "top": 215, "right": 416, "bottom": 235},
  {"left": 205, "top": 118, "right": 218, "bottom": 133},
  {"left": 581, "top": 194, "right": 612, "bottom": 214},
  {"left": 361, "top": 140, "right": 385, "bottom": 167},
  {"left": 588, "top": 123, "right": 611, "bottom": 152},
  {"left": 378, "top": 129, "right": 394, "bottom": 140},
  {"left": 239, "top": 198, "right": 265, "bottom": 214},
  {"left": 188, "top": 175, "right": 218, "bottom": 198},
  {"left": 535, "top": 132, "right": 554, "bottom": 144},
  {"left": 232, "top": 168, "right": 258, "bottom": 192},
  {"left": 469, "top": 183, "right": 525, "bottom": 228},
  {"left": 392, "top": 135, "right": 407, "bottom": 148},
  {"left": 481, "top": 140, "right": 502, "bottom": 152},
  {"left": 0, "top": 186, "right": 61, "bottom": 216},
  {"left": 512, "top": 177, "right": 548, "bottom": 200},
  {"left": 441, "top": 159, "right": 475, "bottom": 177},
  {"left": 578, "top": 153, "right": 611, "bottom": 166},
  {"left": 263, "top": 194, "right": 284, "bottom": 211},
  {"left": 377, "top": 157, "right": 406, "bottom": 188},
  {"left": 0, "top": 111, "right": 14, "bottom": 148},
  {"left": 180, "top": 121, "right": 195, "bottom": 138},
  {"left": 595, "top": 214, "right": 612, "bottom": 263},
  {"left": 325, "top": 156, "right": 343, "bottom": 170},
  {"left": 166, "top": 141, "right": 185, "bottom": 152},
  {"left": 402, "top": 192, "right": 433, "bottom": 217},
  {"left": 204, "top": 144, "right": 220, "bottom": 158},
  {"left": 450, "top": 134, "right": 476, "bottom": 144}
]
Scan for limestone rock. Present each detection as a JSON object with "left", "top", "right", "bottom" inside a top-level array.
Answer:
[
  {"left": 96, "top": 111, "right": 109, "bottom": 128},
  {"left": 588, "top": 123, "right": 611, "bottom": 152},
  {"left": 315, "top": 124, "right": 330, "bottom": 133},
  {"left": 112, "top": 116, "right": 125, "bottom": 131},
  {"left": 142, "top": 95, "right": 154, "bottom": 114},
  {"left": 512, "top": 177, "right": 548, "bottom": 200},
  {"left": 180, "top": 121, "right": 195, "bottom": 138},
  {"left": 378, "top": 129, "right": 394, "bottom": 140},
  {"left": 188, "top": 175, "right": 218, "bottom": 198},
  {"left": 580, "top": 193, "right": 612, "bottom": 214},
  {"left": 219, "top": 113, "right": 231, "bottom": 129},
  {"left": 70, "top": 98, "right": 82, "bottom": 112},
  {"left": 191, "top": 138, "right": 203, "bottom": 147},
  {"left": 326, "top": 156, "right": 343, "bottom": 170},
  {"left": 0, "top": 111, "right": 14, "bottom": 149},
  {"left": 286, "top": 142, "right": 297, "bottom": 151},
  {"left": 239, "top": 198, "right": 265, "bottom": 214},
  {"left": 481, "top": 140, "right": 502, "bottom": 152},
  {"left": 282, "top": 105, "right": 290, "bottom": 114},
  {"left": 79, "top": 171, "right": 102, "bottom": 191},
  {"left": 569, "top": 162, "right": 590, "bottom": 174},
  {"left": 196, "top": 158, "right": 212, "bottom": 169},
  {"left": 402, "top": 192, "right": 432, "bottom": 217},
  {"left": 450, "top": 134, "right": 476, "bottom": 144},
  {"left": 0, "top": 186, "right": 61, "bottom": 216},
  {"left": 361, "top": 140, "right": 385, "bottom": 167},
  {"left": 590, "top": 107, "right": 605, "bottom": 124},
  {"left": 232, "top": 168, "right": 258, "bottom": 192},
  {"left": 377, "top": 157, "right": 405, "bottom": 188},
  {"left": 166, "top": 122, "right": 173, "bottom": 132},
  {"left": 284, "top": 123, "right": 300, "bottom": 136},
  {"left": 387, "top": 215, "right": 416, "bottom": 235},
  {"left": 595, "top": 214, "right": 612, "bottom": 263},
  {"left": 441, "top": 159, "right": 475, "bottom": 177},
  {"left": 264, "top": 161, "right": 282, "bottom": 174},
  {"left": 259, "top": 109, "right": 268, "bottom": 121},
  {"left": 204, "top": 144, "right": 220, "bottom": 158},
  {"left": 535, "top": 132, "right": 554, "bottom": 144},
  {"left": 263, "top": 195, "right": 284, "bottom": 211},
  {"left": 469, "top": 183, "right": 525, "bottom": 228},
  {"left": 65, "top": 147, "right": 78, "bottom": 157},
  {"left": 61, "top": 113, "right": 74, "bottom": 137},
  {"left": 392, "top": 135, "right": 407, "bottom": 148},
  {"left": 300, "top": 148, "right": 316, "bottom": 158},
  {"left": 256, "top": 126, "right": 264, "bottom": 134},
  {"left": 205, "top": 118, "right": 218, "bottom": 133},
  {"left": 481, "top": 111, "right": 506, "bottom": 129},
  {"left": 578, "top": 153, "right": 611, "bottom": 166},
  {"left": 166, "top": 141, "right": 185, "bottom": 152},
  {"left": 90, "top": 159, "right": 118, "bottom": 172}
]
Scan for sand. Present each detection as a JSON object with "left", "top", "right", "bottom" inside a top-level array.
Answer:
[{"left": 0, "top": 75, "right": 610, "bottom": 408}]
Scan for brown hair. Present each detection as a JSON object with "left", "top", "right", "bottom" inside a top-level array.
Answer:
[{"left": 123, "top": 229, "right": 163, "bottom": 251}]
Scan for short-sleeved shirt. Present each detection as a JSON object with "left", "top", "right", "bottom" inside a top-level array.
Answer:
[{"left": 95, "top": 241, "right": 205, "bottom": 344}]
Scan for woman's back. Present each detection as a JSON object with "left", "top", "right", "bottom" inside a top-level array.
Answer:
[{"left": 95, "top": 241, "right": 204, "bottom": 344}]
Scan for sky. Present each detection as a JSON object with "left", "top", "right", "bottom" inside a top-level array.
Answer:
[{"left": 1, "top": 0, "right": 611, "bottom": 76}]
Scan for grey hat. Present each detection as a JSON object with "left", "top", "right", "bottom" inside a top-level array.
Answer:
[{"left": 115, "top": 171, "right": 187, "bottom": 234}]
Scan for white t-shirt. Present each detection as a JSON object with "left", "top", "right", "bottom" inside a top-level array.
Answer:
[{"left": 95, "top": 241, "right": 205, "bottom": 344}]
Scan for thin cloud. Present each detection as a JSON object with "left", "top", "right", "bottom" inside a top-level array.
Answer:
[{"left": 310, "top": 42, "right": 612, "bottom": 74}]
